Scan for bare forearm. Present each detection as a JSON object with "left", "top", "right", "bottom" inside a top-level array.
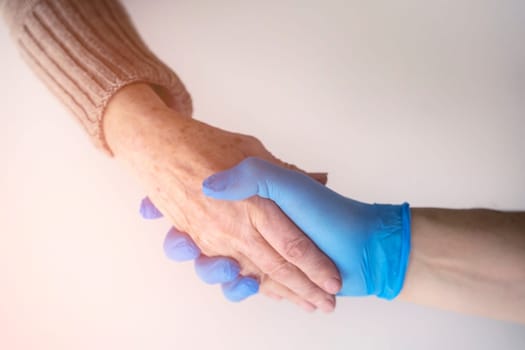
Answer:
[
  {"left": 104, "top": 83, "right": 182, "bottom": 158},
  {"left": 400, "top": 208, "right": 525, "bottom": 323}
]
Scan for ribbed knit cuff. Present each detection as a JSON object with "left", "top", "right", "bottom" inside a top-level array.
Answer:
[{"left": 2, "top": 0, "right": 192, "bottom": 155}]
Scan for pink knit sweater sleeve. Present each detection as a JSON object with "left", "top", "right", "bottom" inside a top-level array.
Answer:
[{"left": 1, "top": 0, "right": 192, "bottom": 154}]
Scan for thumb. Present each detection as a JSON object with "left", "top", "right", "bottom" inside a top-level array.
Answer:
[
  {"left": 202, "top": 157, "right": 297, "bottom": 201},
  {"left": 202, "top": 157, "right": 263, "bottom": 200},
  {"left": 203, "top": 157, "right": 340, "bottom": 244}
]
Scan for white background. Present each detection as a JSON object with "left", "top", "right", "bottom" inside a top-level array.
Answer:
[{"left": 1, "top": 0, "right": 524, "bottom": 349}]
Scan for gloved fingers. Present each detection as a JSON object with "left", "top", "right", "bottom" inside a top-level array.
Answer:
[
  {"left": 163, "top": 227, "right": 257, "bottom": 301},
  {"left": 140, "top": 195, "right": 259, "bottom": 301},
  {"left": 195, "top": 256, "right": 241, "bottom": 284},
  {"left": 222, "top": 276, "right": 259, "bottom": 302},
  {"left": 140, "top": 196, "right": 163, "bottom": 219},
  {"left": 163, "top": 227, "right": 201, "bottom": 261}
]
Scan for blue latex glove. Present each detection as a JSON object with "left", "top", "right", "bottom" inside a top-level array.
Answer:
[
  {"left": 201, "top": 157, "right": 411, "bottom": 300},
  {"left": 140, "top": 197, "right": 259, "bottom": 302}
]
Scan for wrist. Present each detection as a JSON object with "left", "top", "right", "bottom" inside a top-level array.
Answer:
[{"left": 103, "top": 83, "right": 187, "bottom": 160}]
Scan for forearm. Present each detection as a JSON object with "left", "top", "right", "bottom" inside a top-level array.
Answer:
[
  {"left": 1, "top": 0, "right": 191, "bottom": 154},
  {"left": 103, "top": 82, "right": 218, "bottom": 182},
  {"left": 104, "top": 83, "right": 180, "bottom": 156},
  {"left": 399, "top": 208, "right": 525, "bottom": 323}
]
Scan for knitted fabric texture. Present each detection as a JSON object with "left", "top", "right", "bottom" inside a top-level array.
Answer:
[{"left": 1, "top": 0, "right": 192, "bottom": 155}]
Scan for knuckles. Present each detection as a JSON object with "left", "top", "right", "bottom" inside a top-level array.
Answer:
[
  {"left": 265, "top": 260, "right": 294, "bottom": 280},
  {"left": 283, "top": 236, "right": 310, "bottom": 260}
]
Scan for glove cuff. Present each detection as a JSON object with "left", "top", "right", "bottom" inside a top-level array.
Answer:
[{"left": 370, "top": 202, "right": 411, "bottom": 300}]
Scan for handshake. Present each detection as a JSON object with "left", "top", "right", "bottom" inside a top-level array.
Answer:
[
  {"left": 140, "top": 157, "right": 411, "bottom": 312},
  {"left": 106, "top": 84, "right": 522, "bottom": 321}
]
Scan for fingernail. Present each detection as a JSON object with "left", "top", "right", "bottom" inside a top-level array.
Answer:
[
  {"left": 300, "top": 301, "right": 316, "bottom": 313},
  {"left": 202, "top": 174, "right": 227, "bottom": 192},
  {"left": 319, "top": 299, "right": 335, "bottom": 313},
  {"left": 324, "top": 278, "right": 342, "bottom": 294}
]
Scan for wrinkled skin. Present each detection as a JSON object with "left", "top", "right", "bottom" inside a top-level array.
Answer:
[{"left": 104, "top": 84, "right": 341, "bottom": 312}]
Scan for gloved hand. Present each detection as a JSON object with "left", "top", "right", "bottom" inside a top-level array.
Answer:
[
  {"left": 140, "top": 197, "right": 259, "bottom": 302},
  {"left": 201, "top": 157, "right": 411, "bottom": 299}
]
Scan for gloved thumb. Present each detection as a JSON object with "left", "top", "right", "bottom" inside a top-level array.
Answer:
[{"left": 202, "top": 157, "right": 312, "bottom": 205}]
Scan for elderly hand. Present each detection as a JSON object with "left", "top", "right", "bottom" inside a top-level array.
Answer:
[
  {"left": 202, "top": 157, "right": 411, "bottom": 299},
  {"left": 104, "top": 83, "right": 341, "bottom": 312}
]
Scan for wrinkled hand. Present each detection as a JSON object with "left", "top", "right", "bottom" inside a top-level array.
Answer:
[
  {"left": 104, "top": 84, "right": 341, "bottom": 312},
  {"left": 140, "top": 197, "right": 259, "bottom": 302},
  {"left": 202, "top": 157, "right": 411, "bottom": 299}
]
